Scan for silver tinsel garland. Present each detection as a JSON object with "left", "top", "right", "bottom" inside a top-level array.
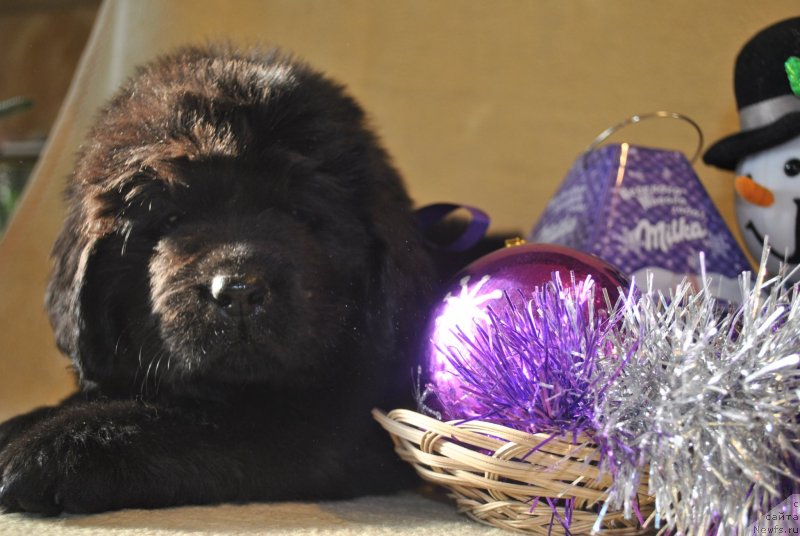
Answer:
[{"left": 595, "top": 249, "right": 800, "bottom": 534}]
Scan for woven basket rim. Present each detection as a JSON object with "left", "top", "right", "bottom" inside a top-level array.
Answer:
[{"left": 373, "top": 408, "right": 655, "bottom": 535}]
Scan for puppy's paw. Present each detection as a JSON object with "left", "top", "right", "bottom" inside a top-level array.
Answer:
[
  {"left": 0, "top": 407, "right": 144, "bottom": 515},
  {"left": 0, "top": 456, "right": 62, "bottom": 515}
]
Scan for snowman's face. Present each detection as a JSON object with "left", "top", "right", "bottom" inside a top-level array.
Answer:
[{"left": 735, "top": 135, "right": 800, "bottom": 277}]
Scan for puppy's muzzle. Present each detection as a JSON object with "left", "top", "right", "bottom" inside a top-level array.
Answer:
[{"left": 208, "top": 274, "right": 268, "bottom": 317}]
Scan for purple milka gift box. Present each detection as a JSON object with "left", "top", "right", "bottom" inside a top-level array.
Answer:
[{"left": 529, "top": 143, "right": 752, "bottom": 302}]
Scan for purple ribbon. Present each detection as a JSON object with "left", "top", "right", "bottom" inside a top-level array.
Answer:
[{"left": 415, "top": 203, "right": 491, "bottom": 253}]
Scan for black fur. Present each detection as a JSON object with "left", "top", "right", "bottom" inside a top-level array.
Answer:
[{"left": 0, "top": 45, "right": 434, "bottom": 515}]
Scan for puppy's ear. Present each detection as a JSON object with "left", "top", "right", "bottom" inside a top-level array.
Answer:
[
  {"left": 45, "top": 189, "right": 104, "bottom": 387},
  {"left": 363, "top": 164, "right": 435, "bottom": 402}
]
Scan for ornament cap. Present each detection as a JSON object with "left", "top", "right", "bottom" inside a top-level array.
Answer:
[{"left": 504, "top": 237, "right": 527, "bottom": 248}]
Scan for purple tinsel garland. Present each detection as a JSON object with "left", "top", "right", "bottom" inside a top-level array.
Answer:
[
  {"left": 420, "top": 272, "right": 633, "bottom": 533},
  {"left": 423, "top": 272, "right": 628, "bottom": 439}
]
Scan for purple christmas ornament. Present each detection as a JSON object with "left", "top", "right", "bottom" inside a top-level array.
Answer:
[{"left": 423, "top": 243, "right": 629, "bottom": 425}]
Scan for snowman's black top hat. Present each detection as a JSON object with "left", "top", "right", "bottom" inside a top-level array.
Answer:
[{"left": 703, "top": 17, "right": 800, "bottom": 171}]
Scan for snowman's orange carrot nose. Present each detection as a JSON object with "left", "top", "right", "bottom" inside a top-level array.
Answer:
[{"left": 735, "top": 175, "right": 775, "bottom": 207}]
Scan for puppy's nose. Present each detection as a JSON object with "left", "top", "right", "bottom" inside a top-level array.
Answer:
[{"left": 209, "top": 275, "right": 267, "bottom": 316}]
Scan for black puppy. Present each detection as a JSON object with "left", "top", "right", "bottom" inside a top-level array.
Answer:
[{"left": 0, "top": 45, "right": 435, "bottom": 515}]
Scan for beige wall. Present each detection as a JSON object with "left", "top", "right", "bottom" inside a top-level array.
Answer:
[{"left": 1, "top": 0, "right": 798, "bottom": 419}]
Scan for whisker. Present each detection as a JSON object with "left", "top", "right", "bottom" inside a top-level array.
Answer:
[
  {"left": 140, "top": 349, "right": 163, "bottom": 397},
  {"left": 152, "top": 352, "right": 168, "bottom": 393}
]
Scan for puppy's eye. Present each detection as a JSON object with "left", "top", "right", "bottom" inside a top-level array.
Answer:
[
  {"left": 784, "top": 158, "right": 800, "bottom": 177},
  {"left": 161, "top": 213, "right": 182, "bottom": 231},
  {"left": 290, "top": 208, "right": 321, "bottom": 229}
]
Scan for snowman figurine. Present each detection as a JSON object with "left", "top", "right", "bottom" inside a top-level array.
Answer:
[{"left": 704, "top": 17, "right": 800, "bottom": 281}]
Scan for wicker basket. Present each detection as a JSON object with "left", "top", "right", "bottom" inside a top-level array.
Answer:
[{"left": 373, "top": 408, "right": 655, "bottom": 535}]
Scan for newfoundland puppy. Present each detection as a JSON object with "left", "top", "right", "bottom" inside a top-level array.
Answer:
[{"left": 0, "top": 45, "right": 435, "bottom": 515}]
